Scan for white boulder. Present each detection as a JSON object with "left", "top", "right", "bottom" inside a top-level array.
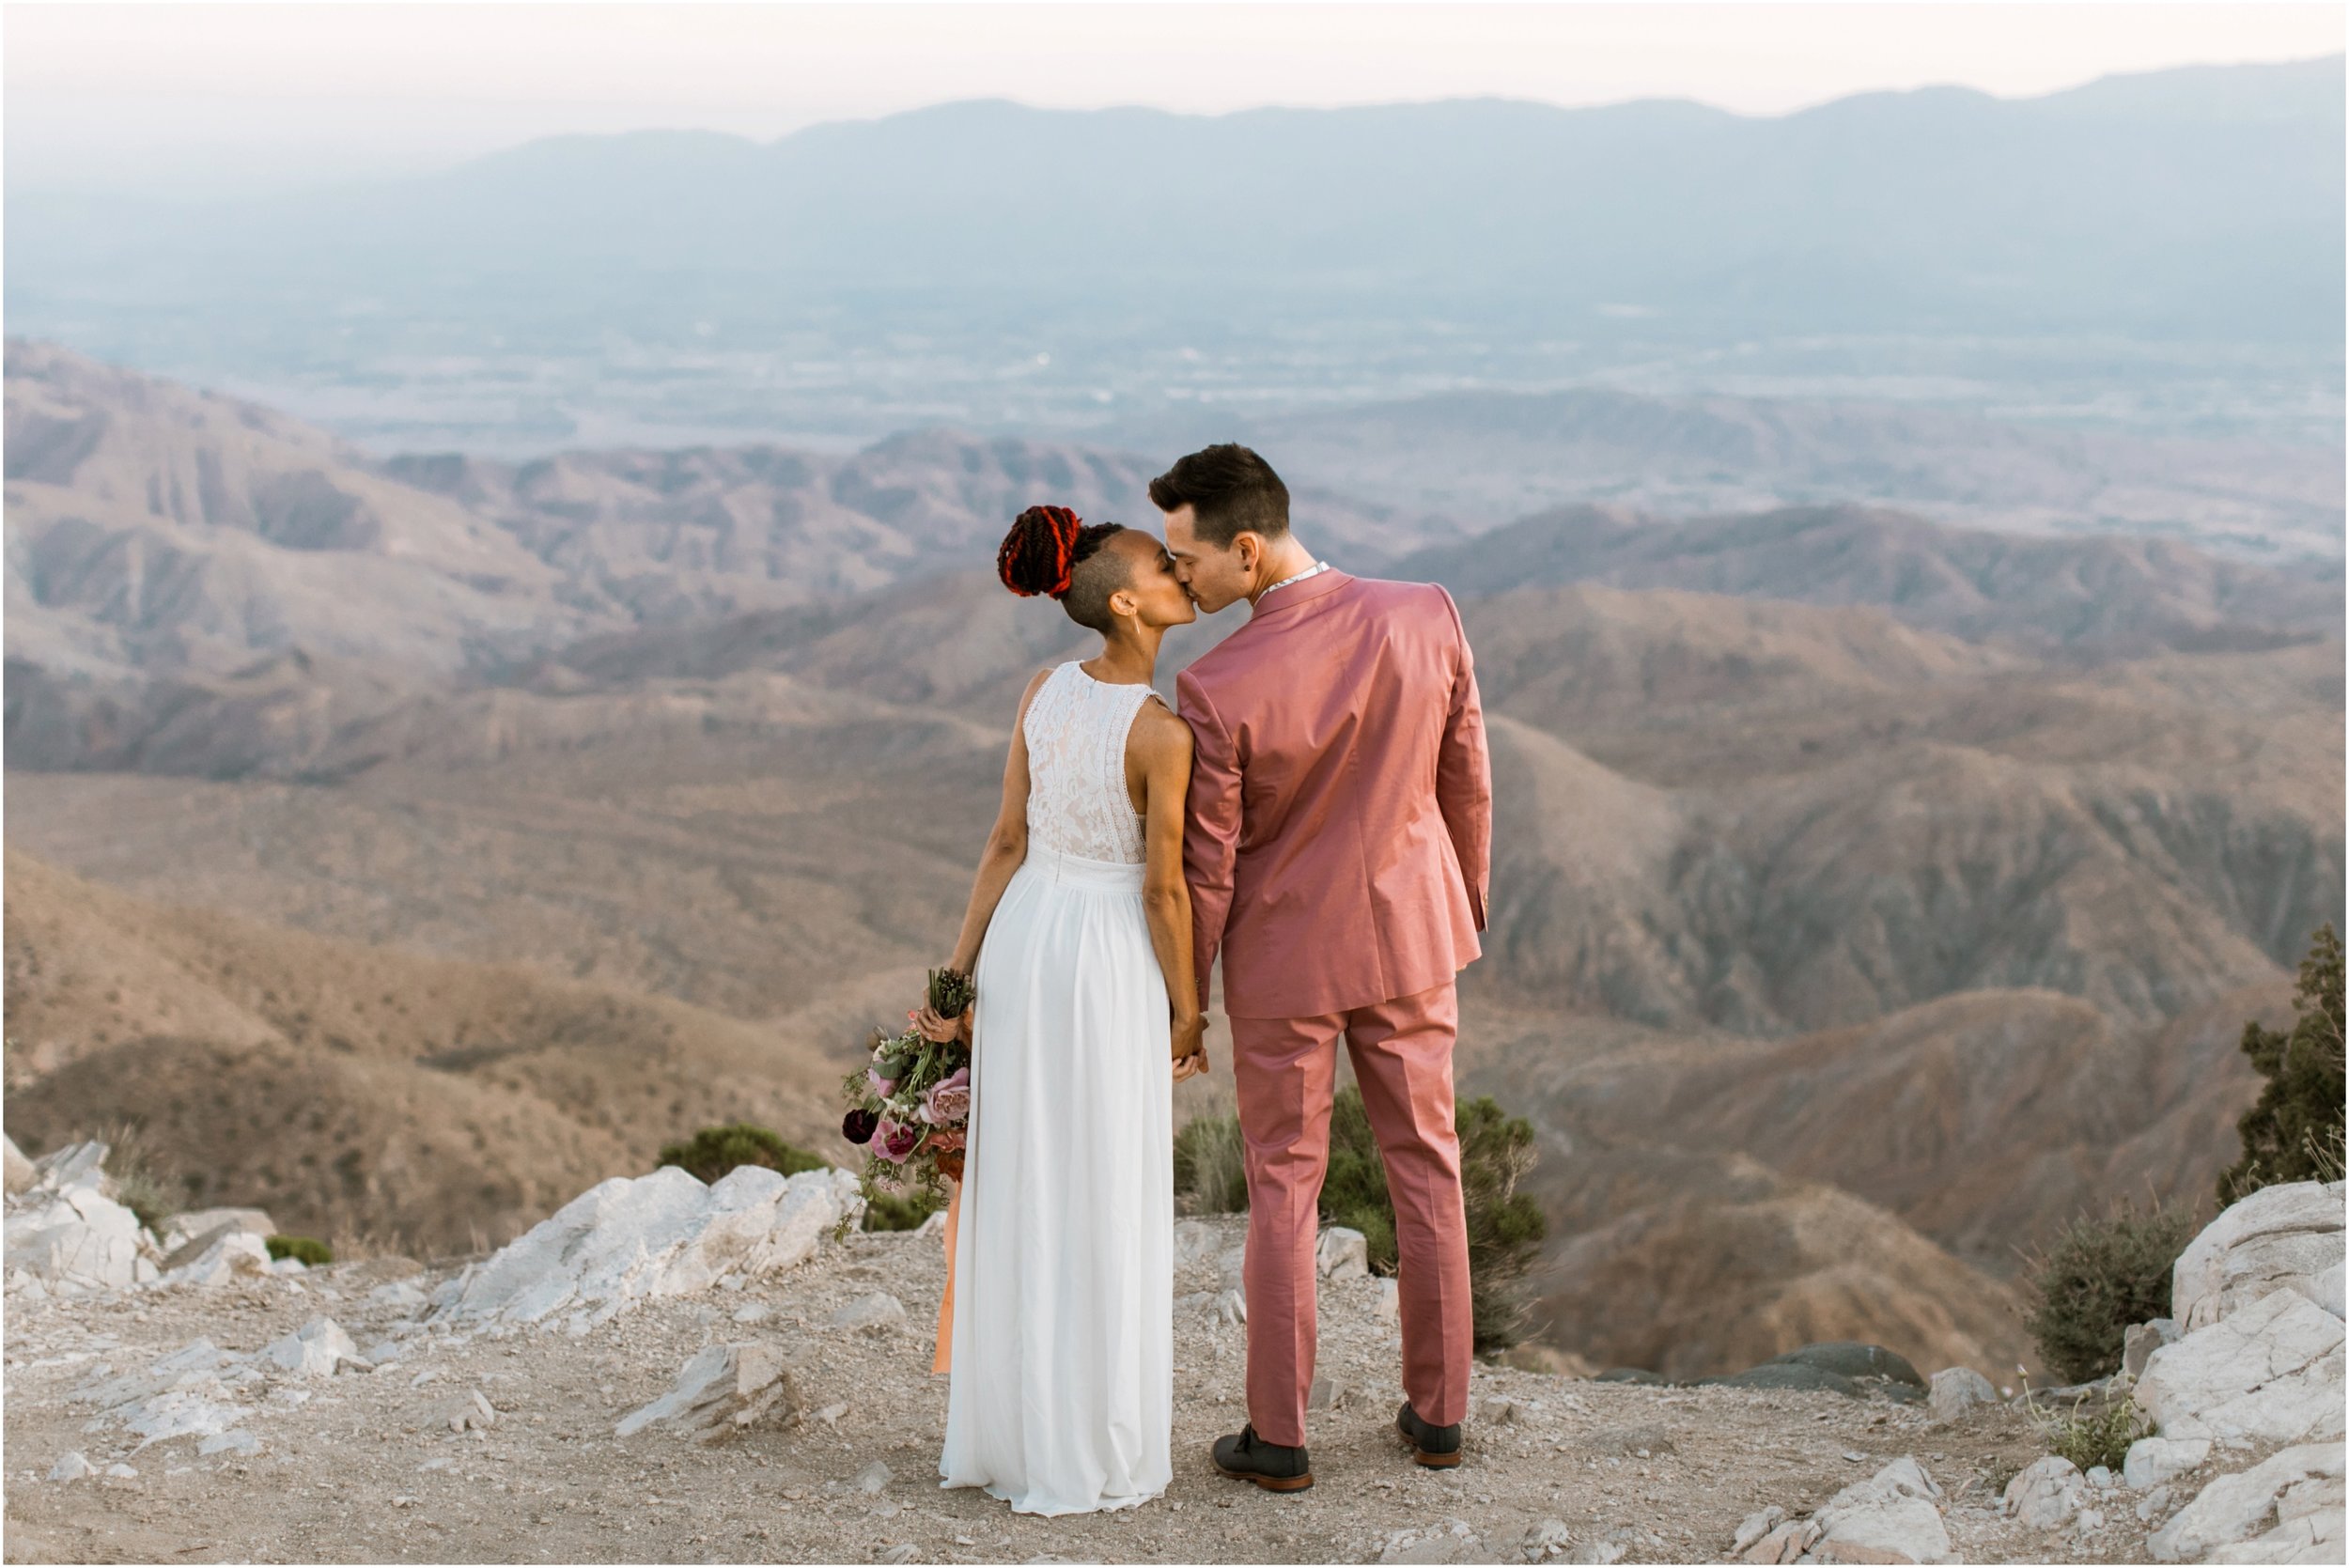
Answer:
[
  {"left": 1811, "top": 1456, "right": 1954, "bottom": 1564},
  {"left": 616, "top": 1343, "right": 801, "bottom": 1440},
  {"left": 1926, "top": 1367, "right": 1998, "bottom": 1423},
  {"left": 829, "top": 1291, "right": 907, "bottom": 1334},
  {"left": 1317, "top": 1225, "right": 1370, "bottom": 1278},
  {"left": 3, "top": 1134, "right": 34, "bottom": 1195},
  {"left": 2136, "top": 1287, "right": 2345, "bottom": 1446},
  {"left": 2004, "top": 1455, "right": 2089, "bottom": 1530},
  {"left": 4, "top": 1182, "right": 155, "bottom": 1292},
  {"left": 159, "top": 1208, "right": 276, "bottom": 1252},
  {"left": 261, "top": 1316, "right": 358, "bottom": 1378},
  {"left": 2127, "top": 1318, "right": 2186, "bottom": 1378},
  {"left": 2173, "top": 1182, "right": 2346, "bottom": 1332},
  {"left": 157, "top": 1226, "right": 273, "bottom": 1288},
  {"left": 2127, "top": 1436, "right": 2217, "bottom": 1490},
  {"left": 366, "top": 1280, "right": 429, "bottom": 1312},
  {"left": 434, "top": 1163, "right": 862, "bottom": 1334},
  {"left": 47, "top": 1451, "right": 95, "bottom": 1482},
  {"left": 25, "top": 1141, "right": 111, "bottom": 1197},
  {"left": 2151, "top": 1441, "right": 2343, "bottom": 1562}
]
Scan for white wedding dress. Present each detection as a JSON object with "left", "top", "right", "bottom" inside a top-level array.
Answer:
[{"left": 938, "top": 660, "right": 1175, "bottom": 1516}]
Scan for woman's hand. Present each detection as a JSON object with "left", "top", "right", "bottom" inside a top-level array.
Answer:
[
  {"left": 913, "top": 1000, "right": 972, "bottom": 1044},
  {"left": 1171, "top": 1013, "right": 1209, "bottom": 1081}
]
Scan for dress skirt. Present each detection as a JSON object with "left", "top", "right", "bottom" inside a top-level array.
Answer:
[{"left": 937, "top": 845, "right": 1175, "bottom": 1515}]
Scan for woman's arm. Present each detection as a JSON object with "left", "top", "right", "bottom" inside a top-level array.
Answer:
[
  {"left": 1133, "top": 699, "right": 1207, "bottom": 1074},
  {"left": 915, "top": 671, "right": 1048, "bottom": 1044}
]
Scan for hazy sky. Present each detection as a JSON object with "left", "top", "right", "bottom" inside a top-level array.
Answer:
[{"left": 7, "top": 2, "right": 2342, "bottom": 195}]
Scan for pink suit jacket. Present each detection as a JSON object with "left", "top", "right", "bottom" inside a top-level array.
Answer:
[{"left": 1176, "top": 569, "right": 1492, "bottom": 1020}]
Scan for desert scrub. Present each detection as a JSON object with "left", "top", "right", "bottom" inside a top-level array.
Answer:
[
  {"left": 862, "top": 1188, "right": 945, "bottom": 1232},
  {"left": 267, "top": 1234, "right": 333, "bottom": 1266},
  {"left": 658, "top": 1123, "right": 829, "bottom": 1186},
  {"left": 91, "top": 1120, "right": 188, "bottom": 1234},
  {"left": 1172, "top": 1083, "right": 1548, "bottom": 1350},
  {"left": 2029, "top": 1383, "right": 2148, "bottom": 1473},
  {"left": 2023, "top": 1202, "right": 2193, "bottom": 1385},
  {"left": 1173, "top": 1110, "right": 1249, "bottom": 1217},
  {"left": 2220, "top": 924, "right": 2346, "bottom": 1203}
]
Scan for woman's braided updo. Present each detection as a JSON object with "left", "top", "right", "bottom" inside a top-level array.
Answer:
[{"left": 997, "top": 506, "right": 1129, "bottom": 628}]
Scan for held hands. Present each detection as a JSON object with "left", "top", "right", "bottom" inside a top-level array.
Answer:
[{"left": 1171, "top": 1011, "right": 1210, "bottom": 1082}]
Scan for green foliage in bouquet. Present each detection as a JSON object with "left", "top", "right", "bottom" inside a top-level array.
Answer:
[
  {"left": 1172, "top": 1083, "right": 1548, "bottom": 1350},
  {"left": 659, "top": 1123, "right": 830, "bottom": 1186},
  {"left": 267, "top": 1234, "right": 334, "bottom": 1266},
  {"left": 2022, "top": 1200, "right": 2192, "bottom": 1385},
  {"left": 834, "top": 968, "right": 976, "bottom": 1239},
  {"left": 2219, "top": 924, "right": 2346, "bottom": 1203}
]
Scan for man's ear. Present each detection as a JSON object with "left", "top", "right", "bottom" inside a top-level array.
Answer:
[{"left": 1235, "top": 532, "right": 1260, "bottom": 573}]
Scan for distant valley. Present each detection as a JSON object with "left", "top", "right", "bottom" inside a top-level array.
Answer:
[{"left": 4, "top": 344, "right": 2340, "bottom": 1384}]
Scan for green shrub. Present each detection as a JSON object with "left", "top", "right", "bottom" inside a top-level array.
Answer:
[
  {"left": 1171, "top": 1083, "right": 1548, "bottom": 1350},
  {"left": 2220, "top": 925, "right": 2346, "bottom": 1203},
  {"left": 91, "top": 1120, "right": 187, "bottom": 1234},
  {"left": 2029, "top": 1386, "right": 2148, "bottom": 1472},
  {"left": 862, "top": 1187, "right": 946, "bottom": 1232},
  {"left": 658, "top": 1123, "right": 830, "bottom": 1186},
  {"left": 1455, "top": 1096, "right": 1548, "bottom": 1351},
  {"left": 267, "top": 1234, "right": 334, "bottom": 1266},
  {"left": 1173, "top": 1111, "right": 1249, "bottom": 1217},
  {"left": 2023, "top": 1203, "right": 2193, "bottom": 1385}
]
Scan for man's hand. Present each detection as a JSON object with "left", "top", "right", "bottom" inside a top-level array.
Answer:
[{"left": 1171, "top": 1012, "right": 1209, "bottom": 1081}]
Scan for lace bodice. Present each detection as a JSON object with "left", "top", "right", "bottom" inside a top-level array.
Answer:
[{"left": 1023, "top": 661, "right": 1154, "bottom": 864}]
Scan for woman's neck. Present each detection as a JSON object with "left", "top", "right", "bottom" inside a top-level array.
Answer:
[{"left": 1083, "top": 623, "right": 1162, "bottom": 687}]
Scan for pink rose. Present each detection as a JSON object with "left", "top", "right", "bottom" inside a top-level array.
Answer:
[
  {"left": 865, "top": 1066, "right": 897, "bottom": 1097},
  {"left": 874, "top": 1118, "right": 923, "bottom": 1163},
  {"left": 920, "top": 1066, "right": 971, "bottom": 1126}
]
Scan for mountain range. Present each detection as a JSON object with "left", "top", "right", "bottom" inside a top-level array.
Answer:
[
  {"left": 5, "top": 346, "right": 2339, "bottom": 1379},
  {"left": 14, "top": 61, "right": 2339, "bottom": 343},
  {"left": 6, "top": 57, "right": 2341, "bottom": 461}
]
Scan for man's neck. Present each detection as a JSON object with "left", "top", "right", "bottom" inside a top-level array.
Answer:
[{"left": 1246, "top": 539, "right": 1322, "bottom": 608}]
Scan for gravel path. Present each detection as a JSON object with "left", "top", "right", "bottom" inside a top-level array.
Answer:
[{"left": 4, "top": 1219, "right": 2190, "bottom": 1563}]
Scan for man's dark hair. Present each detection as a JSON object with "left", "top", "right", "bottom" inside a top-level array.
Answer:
[{"left": 1148, "top": 443, "right": 1289, "bottom": 549}]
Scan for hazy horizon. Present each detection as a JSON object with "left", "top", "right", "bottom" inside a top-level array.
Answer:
[{"left": 6, "top": 2, "right": 2342, "bottom": 197}]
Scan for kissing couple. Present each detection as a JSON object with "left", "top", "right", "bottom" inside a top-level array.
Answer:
[{"left": 914, "top": 442, "right": 1493, "bottom": 1514}]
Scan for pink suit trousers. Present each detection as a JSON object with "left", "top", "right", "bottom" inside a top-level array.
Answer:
[{"left": 1229, "top": 980, "right": 1473, "bottom": 1448}]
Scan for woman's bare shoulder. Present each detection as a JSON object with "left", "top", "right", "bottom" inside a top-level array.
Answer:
[{"left": 1130, "top": 695, "right": 1193, "bottom": 760}]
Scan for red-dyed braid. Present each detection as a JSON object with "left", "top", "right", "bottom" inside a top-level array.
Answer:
[{"left": 998, "top": 505, "right": 1086, "bottom": 598}]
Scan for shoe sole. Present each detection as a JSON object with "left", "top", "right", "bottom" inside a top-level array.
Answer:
[{"left": 1213, "top": 1461, "right": 1315, "bottom": 1492}]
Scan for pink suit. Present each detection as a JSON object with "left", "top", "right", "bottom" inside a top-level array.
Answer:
[{"left": 1177, "top": 568, "right": 1492, "bottom": 1448}]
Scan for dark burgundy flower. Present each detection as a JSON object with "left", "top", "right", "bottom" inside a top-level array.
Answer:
[{"left": 842, "top": 1108, "right": 879, "bottom": 1145}]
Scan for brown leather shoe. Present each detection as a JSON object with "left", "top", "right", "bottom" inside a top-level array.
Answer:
[
  {"left": 1396, "top": 1401, "right": 1463, "bottom": 1467},
  {"left": 1212, "top": 1423, "right": 1314, "bottom": 1491}
]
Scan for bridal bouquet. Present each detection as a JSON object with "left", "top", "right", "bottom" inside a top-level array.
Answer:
[{"left": 838, "top": 966, "right": 976, "bottom": 1218}]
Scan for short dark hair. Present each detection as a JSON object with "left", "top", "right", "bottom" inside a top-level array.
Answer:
[{"left": 1147, "top": 443, "right": 1288, "bottom": 549}]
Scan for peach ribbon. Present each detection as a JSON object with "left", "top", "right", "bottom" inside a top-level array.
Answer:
[{"left": 931, "top": 1177, "right": 960, "bottom": 1375}]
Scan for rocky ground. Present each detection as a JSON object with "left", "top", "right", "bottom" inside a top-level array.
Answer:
[
  {"left": 9, "top": 1134, "right": 2341, "bottom": 1566},
  {"left": 0, "top": 1203, "right": 2260, "bottom": 1567}
]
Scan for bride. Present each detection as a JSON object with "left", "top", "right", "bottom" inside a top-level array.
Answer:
[{"left": 915, "top": 505, "right": 1210, "bottom": 1516}]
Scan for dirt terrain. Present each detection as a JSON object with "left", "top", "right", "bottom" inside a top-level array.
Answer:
[{"left": 4, "top": 1217, "right": 2213, "bottom": 1565}]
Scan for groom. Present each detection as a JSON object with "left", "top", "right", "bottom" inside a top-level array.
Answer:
[{"left": 1154, "top": 443, "right": 1492, "bottom": 1491}]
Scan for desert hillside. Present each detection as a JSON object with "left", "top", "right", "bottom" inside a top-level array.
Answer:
[
  {"left": 5, "top": 347, "right": 2341, "bottom": 1384},
  {"left": 3, "top": 853, "right": 848, "bottom": 1253}
]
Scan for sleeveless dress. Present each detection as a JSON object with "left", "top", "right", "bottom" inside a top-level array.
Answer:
[{"left": 937, "top": 660, "right": 1176, "bottom": 1516}]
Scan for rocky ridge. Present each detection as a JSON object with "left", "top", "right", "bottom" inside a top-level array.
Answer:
[{"left": 8, "top": 1142, "right": 2342, "bottom": 1563}]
